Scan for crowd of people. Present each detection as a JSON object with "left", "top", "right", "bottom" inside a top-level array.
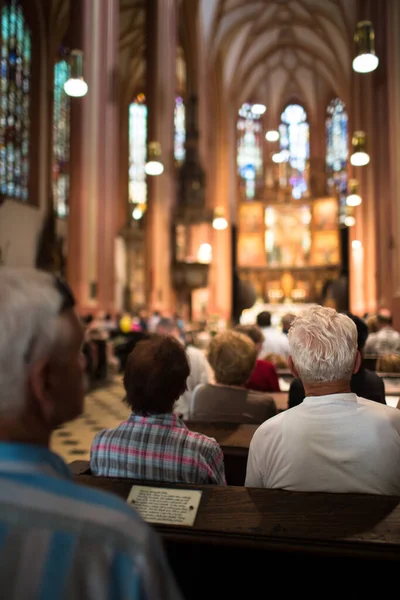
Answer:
[{"left": 1, "top": 266, "right": 400, "bottom": 597}]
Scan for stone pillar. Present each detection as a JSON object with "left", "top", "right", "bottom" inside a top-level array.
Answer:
[
  {"left": 208, "top": 63, "right": 234, "bottom": 323},
  {"left": 67, "top": 0, "right": 119, "bottom": 313},
  {"left": 96, "top": 0, "right": 119, "bottom": 313},
  {"left": 387, "top": 0, "right": 400, "bottom": 328},
  {"left": 145, "top": 0, "right": 177, "bottom": 313}
]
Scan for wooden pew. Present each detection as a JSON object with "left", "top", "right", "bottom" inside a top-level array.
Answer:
[
  {"left": 70, "top": 464, "right": 400, "bottom": 596},
  {"left": 185, "top": 421, "right": 258, "bottom": 485}
]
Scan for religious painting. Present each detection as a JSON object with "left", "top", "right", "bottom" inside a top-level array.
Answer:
[
  {"left": 313, "top": 197, "right": 338, "bottom": 231},
  {"left": 311, "top": 231, "right": 340, "bottom": 266},
  {"left": 238, "top": 233, "right": 266, "bottom": 267},
  {"left": 264, "top": 205, "right": 311, "bottom": 267},
  {"left": 239, "top": 202, "right": 264, "bottom": 234}
]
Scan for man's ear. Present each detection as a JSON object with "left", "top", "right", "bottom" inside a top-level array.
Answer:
[
  {"left": 288, "top": 356, "right": 299, "bottom": 377},
  {"left": 28, "top": 359, "right": 55, "bottom": 423},
  {"left": 353, "top": 350, "right": 362, "bottom": 375}
]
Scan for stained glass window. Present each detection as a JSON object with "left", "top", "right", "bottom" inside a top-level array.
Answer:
[
  {"left": 0, "top": 0, "right": 31, "bottom": 200},
  {"left": 279, "top": 104, "right": 309, "bottom": 200},
  {"left": 237, "top": 103, "right": 263, "bottom": 200},
  {"left": 129, "top": 94, "right": 147, "bottom": 207},
  {"left": 174, "top": 96, "right": 185, "bottom": 163},
  {"left": 53, "top": 60, "right": 70, "bottom": 218},
  {"left": 326, "top": 98, "right": 348, "bottom": 217}
]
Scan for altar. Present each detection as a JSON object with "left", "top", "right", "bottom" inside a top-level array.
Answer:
[
  {"left": 240, "top": 302, "right": 315, "bottom": 327},
  {"left": 237, "top": 196, "right": 341, "bottom": 305}
]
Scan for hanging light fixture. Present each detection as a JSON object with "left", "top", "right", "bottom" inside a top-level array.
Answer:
[
  {"left": 353, "top": 21, "right": 379, "bottom": 74},
  {"left": 352, "top": 240, "right": 362, "bottom": 250},
  {"left": 272, "top": 152, "right": 284, "bottom": 163},
  {"left": 64, "top": 50, "right": 89, "bottom": 98},
  {"left": 251, "top": 104, "right": 267, "bottom": 115},
  {"left": 197, "top": 243, "right": 212, "bottom": 263},
  {"left": 145, "top": 142, "right": 164, "bottom": 176},
  {"left": 266, "top": 130, "right": 280, "bottom": 142},
  {"left": 344, "top": 215, "right": 356, "bottom": 227},
  {"left": 350, "top": 131, "right": 370, "bottom": 166},
  {"left": 346, "top": 179, "right": 362, "bottom": 206},
  {"left": 212, "top": 207, "right": 228, "bottom": 230},
  {"left": 132, "top": 206, "right": 144, "bottom": 220}
]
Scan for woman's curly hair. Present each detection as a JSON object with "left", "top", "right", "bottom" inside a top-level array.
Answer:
[{"left": 207, "top": 330, "right": 257, "bottom": 386}]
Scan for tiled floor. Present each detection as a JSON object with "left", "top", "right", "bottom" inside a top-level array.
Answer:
[{"left": 51, "top": 377, "right": 129, "bottom": 463}]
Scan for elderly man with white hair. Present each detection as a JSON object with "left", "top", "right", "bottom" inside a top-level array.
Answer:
[
  {"left": 246, "top": 306, "right": 400, "bottom": 495},
  {"left": 0, "top": 268, "right": 181, "bottom": 600}
]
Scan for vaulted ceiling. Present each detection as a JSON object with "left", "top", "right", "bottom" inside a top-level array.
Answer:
[
  {"left": 119, "top": 0, "right": 146, "bottom": 102},
  {"left": 200, "top": 0, "right": 358, "bottom": 120}
]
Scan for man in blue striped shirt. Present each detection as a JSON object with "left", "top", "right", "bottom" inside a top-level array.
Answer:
[{"left": 0, "top": 268, "right": 182, "bottom": 600}]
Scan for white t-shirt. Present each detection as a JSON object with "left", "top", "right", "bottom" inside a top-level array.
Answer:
[
  {"left": 174, "top": 346, "right": 211, "bottom": 420},
  {"left": 245, "top": 393, "right": 400, "bottom": 495},
  {"left": 260, "top": 327, "right": 290, "bottom": 359}
]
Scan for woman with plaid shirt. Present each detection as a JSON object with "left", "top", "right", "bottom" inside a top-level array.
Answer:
[{"left": 90, "top": 336, "right": 226, "bottom": 485}]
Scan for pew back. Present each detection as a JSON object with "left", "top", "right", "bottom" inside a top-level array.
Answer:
[
  {"left": 70, "top": 465, "right": 400, "bottom": 597},
  {"left": 185, "top": 421, "right": 257, "bottom": 485}
]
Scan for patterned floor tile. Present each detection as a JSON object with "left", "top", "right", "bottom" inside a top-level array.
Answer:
[{"left": 50, "top": 378, "right": 129, "bottom": 464}]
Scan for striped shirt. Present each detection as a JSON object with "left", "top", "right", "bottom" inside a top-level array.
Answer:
[
  {"left": 0, "top": 442, "right": 182, "bottom": 600},
  {"left": 90, "top": 413, "right": 226, "bottom": 485}
]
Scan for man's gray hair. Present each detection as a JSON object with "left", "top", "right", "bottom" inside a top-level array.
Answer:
[
  {"left": 288, "top": 306, "right": 358, "bottom": 383},
  {"left": 0, "top": 268, "right": 64, "bottom": 416}
]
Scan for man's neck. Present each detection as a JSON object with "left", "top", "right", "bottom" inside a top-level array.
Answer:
[{"left": 303, "top": 380, "right": 352, "bottom": 397}]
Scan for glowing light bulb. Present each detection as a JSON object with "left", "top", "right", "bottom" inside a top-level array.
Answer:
[
  {"left": 353, "top": 53, "right": 379, "bottom": 74},
  {"left": 251, "top": 104, "right": 267, "bottom": 115},
  {"left": 265, "top": 130, "right": 280, "bottom": 142},
  {"left": 344, "top": 216, "right": 356, "bottom": 227},
  {"left": 132, "top": 207, "right": 143, "bottom": 220},
  {"left": 144, "top": 161, "right": 164, "bottom": 176},
  {"left": 64, "top": 78, "right": 88, "bottom": 98}
]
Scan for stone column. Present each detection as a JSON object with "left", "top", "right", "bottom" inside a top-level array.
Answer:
[
  {"left": 145, "top": 0, "right": 177, "bottom": 313},
  {"left": 67, "top": 0, "right": 119, "bottom": 313},
  {"left": 387, "top": 0, "right": 400, "bottom": 328},
  {"left": 208, "top": 62, "right": 234, "bottom": 323}
]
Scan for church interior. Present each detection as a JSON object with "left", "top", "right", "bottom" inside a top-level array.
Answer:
[
  {"left": 2, "top": 0, "right": 400, "bottom": 324},
  {"left": 2, "top": 0, "right": 400, "bottom": 596}
]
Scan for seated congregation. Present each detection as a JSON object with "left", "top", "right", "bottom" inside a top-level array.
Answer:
[{"left": 1, "top": 267, "right": 400, "bottom": 599}]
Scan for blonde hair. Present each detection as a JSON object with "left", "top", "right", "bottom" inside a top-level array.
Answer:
[
  {"left": 377, "top": 354, "right": 400, "bottom": 373},
  {"left": 288, "top": 306, "right": 357, "bottom": 383},
  {"left": 263, "top": 353, "right": 288, "bottom": 369},
  {"left": 367, "top": 315, "right": 379, "bottom": 334},
  {"left": 207, "top": 331, "right": 257, "bottom": 386}
]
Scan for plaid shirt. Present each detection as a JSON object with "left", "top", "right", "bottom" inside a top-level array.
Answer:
[{"left": 90, "top": 413, "right": 226, "bottom": 485}]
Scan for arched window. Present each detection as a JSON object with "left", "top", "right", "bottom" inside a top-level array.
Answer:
[
  {"left": 326, "top": 98, "right": 348, "bottom": 206},
  {"left": 0, "top": 0, "right": 32, "bottom": 200},
  {"left": 237, "top": 103, "right": 263, "bottom": 200},
  {"left": 53, "top": 60, "right": 70, "bottom": 218},
  {"left": 279, "top": 104, "right": 309, "bottom": 200},
  {"left": 129, "top": 93, "right": 147, "bottom": 210},
  {"left": 174, "top": 95, "right": 185, "bottom": 163}
]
